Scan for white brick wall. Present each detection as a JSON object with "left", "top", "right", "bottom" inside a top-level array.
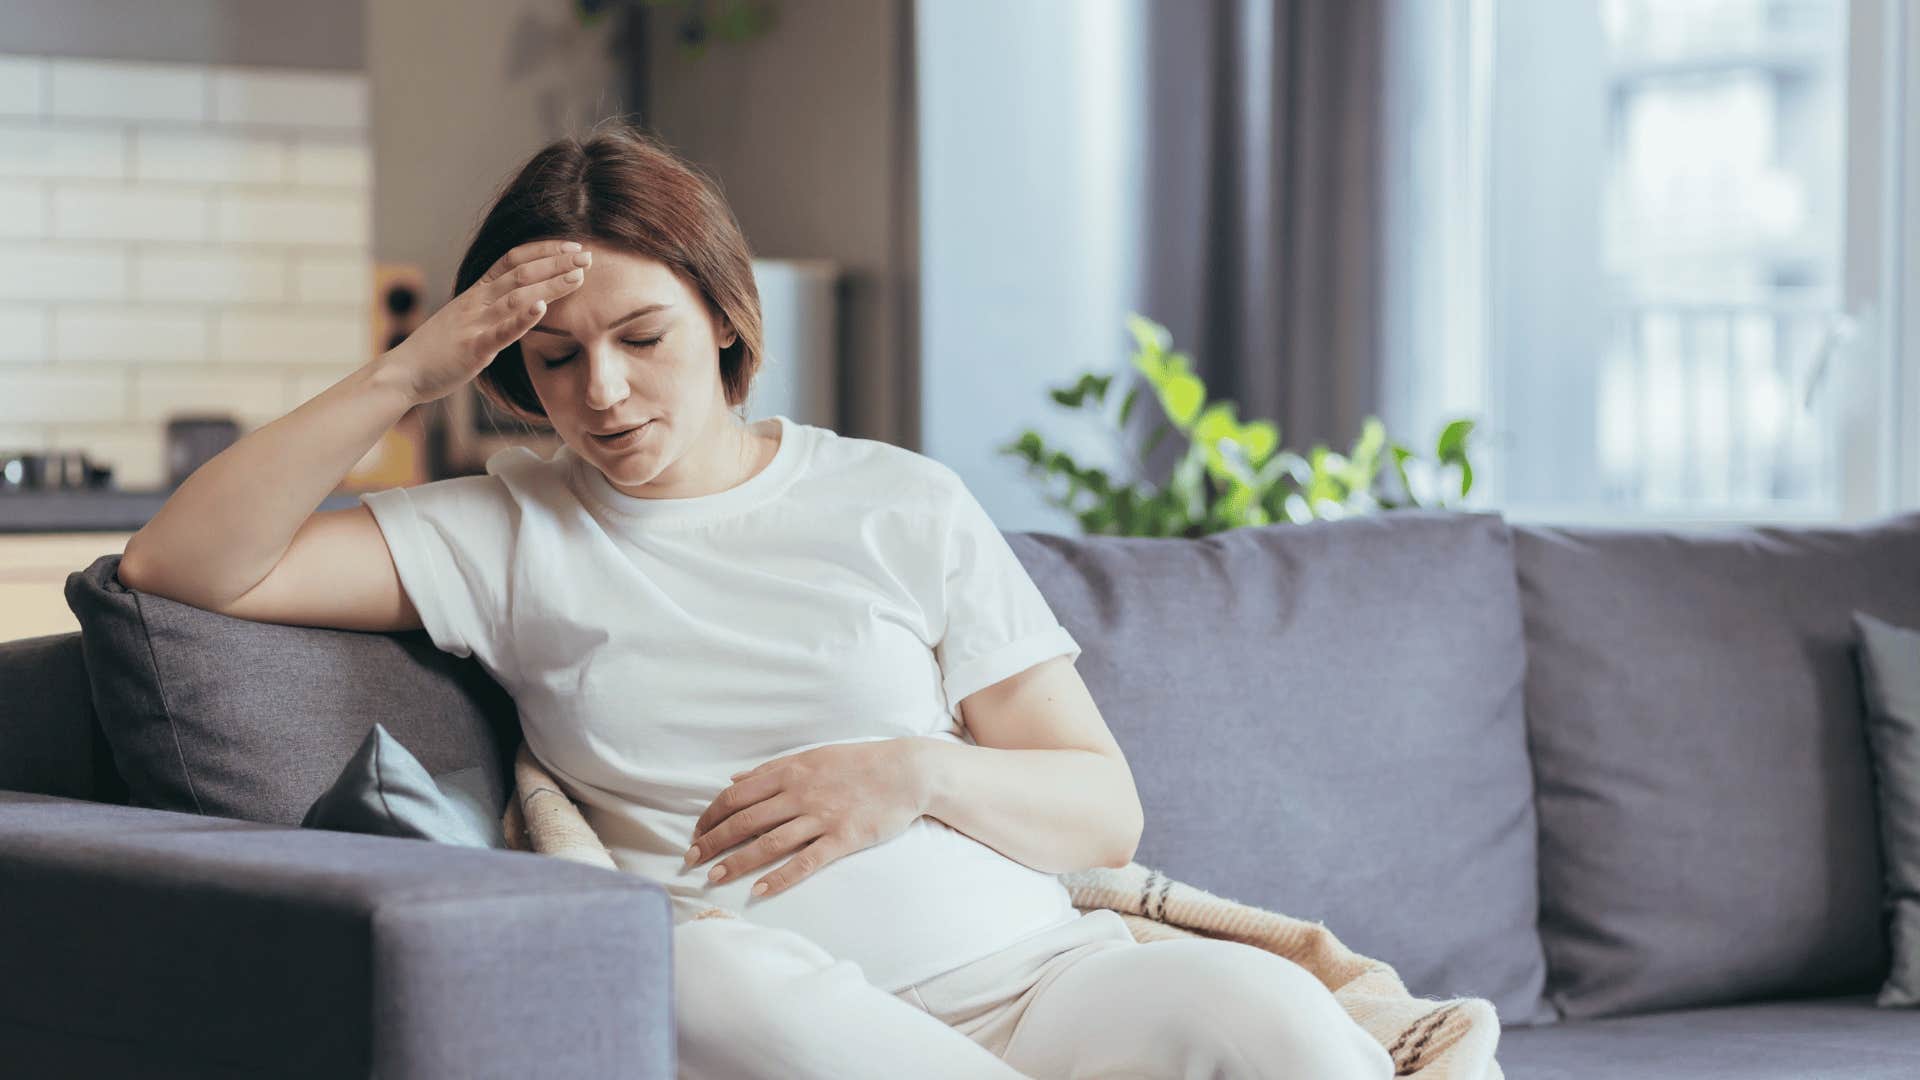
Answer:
[{"left": 0, "top": 53, "right": 372, "bottom": 492}]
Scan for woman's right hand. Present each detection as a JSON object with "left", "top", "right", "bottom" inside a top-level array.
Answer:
[{"left": 382, "top": 239, "right": 595, "bottom": 406}]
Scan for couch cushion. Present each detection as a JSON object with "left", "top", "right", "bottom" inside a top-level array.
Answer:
[
  {"left": 0, "top": 631, "right": 125, "bottom": 802},
  {"left": 1007, "top": 510, "right": 1554, "bottom": 1025},
  {"left": 1514, "top": 513, "right": 1920, "bottom": 1020},
  {"left": 63, "top": 554, "right": 520, "bottom": 827},
  {"left": 1497, "top": 994, "right": 1920, "bottom": 1079}
]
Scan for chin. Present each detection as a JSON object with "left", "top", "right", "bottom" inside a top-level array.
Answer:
[{"left": 596, "top": 437, "right": 670, "bottom": 475}]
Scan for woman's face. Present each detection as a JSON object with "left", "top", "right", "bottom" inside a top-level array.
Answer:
[{"left": 518, "top": 244, "right": 738, "bottom": 494}]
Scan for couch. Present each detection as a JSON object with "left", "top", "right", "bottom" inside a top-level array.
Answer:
[{"left": 4, "top": 509, "right": 1918, "bottom": 1078}]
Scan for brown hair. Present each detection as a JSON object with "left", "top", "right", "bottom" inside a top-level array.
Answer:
[{"left": 454, "top": 117, "right": 764, "bottom": 427}]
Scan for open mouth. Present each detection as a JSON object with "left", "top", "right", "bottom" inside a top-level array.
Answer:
[{"left": 592, "top": 420, "right": 654, "bottom": 445}]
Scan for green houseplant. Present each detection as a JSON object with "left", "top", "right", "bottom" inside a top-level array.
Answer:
[{"left": 1001, "top": 314, "right": 1479, "bottom": 538}]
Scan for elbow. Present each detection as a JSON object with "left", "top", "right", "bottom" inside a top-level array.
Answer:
[{"left": 115, "top": 541, "right": 151, "bottom": 591}]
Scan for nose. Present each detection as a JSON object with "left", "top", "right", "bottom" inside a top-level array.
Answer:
[{"left": 582, "top": 344, "right": 631, "bottom": 412}]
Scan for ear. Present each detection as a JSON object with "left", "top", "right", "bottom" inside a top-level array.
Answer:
[{"left": 709, "top": 302, "right": 739, "bottom": 351}]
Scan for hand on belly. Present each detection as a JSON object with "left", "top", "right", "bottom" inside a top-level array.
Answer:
[{"left": 681, "top": 737, "right": 932, "bottom": 899}]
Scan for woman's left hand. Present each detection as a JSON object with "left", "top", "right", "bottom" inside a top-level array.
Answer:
[{"left": 684, "top": 738, "right": 931, "bottom": 899}]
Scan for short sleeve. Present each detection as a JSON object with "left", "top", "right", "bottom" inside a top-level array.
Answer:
[
  {"left": 931, "top": 474, "right": 1081, "bottom": 720},
  {"left": 359, "top": 474, "right": 515, "bottom": 675}
]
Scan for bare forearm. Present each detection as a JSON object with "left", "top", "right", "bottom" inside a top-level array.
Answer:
[
  {"left": 120, "top": 354, "right": 419, "bottom": 608},
  {"left": 910, "top": 738, "right": 1144, "bottom": 875}
]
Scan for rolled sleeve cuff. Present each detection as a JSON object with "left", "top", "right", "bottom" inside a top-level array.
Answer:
[
  {"left": 941, "top": 625, "right": 1081, "bottom": 721},
  {"left": 359, "top": 487, "right": 471, "bottom": 659}
]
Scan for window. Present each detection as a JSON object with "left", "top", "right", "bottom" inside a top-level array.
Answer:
[{"left": 1417, "top": 0, "right": 1908, "bottom": 523}]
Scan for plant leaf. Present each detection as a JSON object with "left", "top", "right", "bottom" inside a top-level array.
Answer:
[
  {"left": 1240, "top": 420, "right": 1279, "bottom": 466},
  {"left": 1162, "top": 373, "right": 1205, "bottom": 428},
  {"left": 1437, "top": 418, "right": 1475, "bottom": 463},
  {"left": 1126, "top": 313, "right": 1171, "bottom": 356},
  {"left": 1193, "top": 402, "right": 1238, "bottom": 445}
]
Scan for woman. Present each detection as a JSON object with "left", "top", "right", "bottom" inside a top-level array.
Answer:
[{"left": 118, "top": 119, "right": 1392, "bottom": 1080}]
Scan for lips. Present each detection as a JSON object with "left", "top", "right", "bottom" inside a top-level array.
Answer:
[{"left": 592, "top": 420, "right": 652, "bottom": 439}]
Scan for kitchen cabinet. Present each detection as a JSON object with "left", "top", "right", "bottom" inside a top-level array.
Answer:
[
  {"left": 0, "top": 492, "right": 365, "bottom": 640},
  {"left": 0, "top": 533, "right": 134, "bottom": 640}
]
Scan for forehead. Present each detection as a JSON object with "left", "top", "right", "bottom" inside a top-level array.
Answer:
[{"left": 532, "top": 245, "right": 692, "bottom": 336}]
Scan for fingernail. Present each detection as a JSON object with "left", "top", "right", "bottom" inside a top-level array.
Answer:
[
  {"left": 684, "top": 845, "right": 699, "bottom": 864},
  {"left": 561, "top": 241, "right": 582, "bottom": 252},
  {"left": 708, "top": 865, "right": 727, "bottom": 882},
  {"left": 752, "top": 882, "right": 769, "bottom": 896}
]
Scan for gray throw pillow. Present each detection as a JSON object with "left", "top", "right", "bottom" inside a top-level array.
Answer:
[
  {"left": 1853, "top": 610, "right": 1920, "bottom": 1008},
  {"left": 63, "top": 554, "right": 520, "bottom": 827},
  {"left": 302, "top": 722, "right": 508, "bottom": 848}
]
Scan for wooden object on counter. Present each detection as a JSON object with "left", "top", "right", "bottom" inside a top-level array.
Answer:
[
  {"left": 341, "top": 403, "right": 430, "bottom": 491},
  {"left": 340, "top": 262, "right": 435, "bottom": 491}
]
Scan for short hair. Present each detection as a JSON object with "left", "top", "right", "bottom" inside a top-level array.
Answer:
[{"left": 454, "top": 118, "right": 764, "bottom": 426}]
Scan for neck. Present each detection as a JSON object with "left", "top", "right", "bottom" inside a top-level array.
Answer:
[{"left": 604, "top": 408, "right": 764, "bottom": 501}]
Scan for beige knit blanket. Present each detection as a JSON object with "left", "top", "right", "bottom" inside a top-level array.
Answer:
[{"left": 501, "top": 741, "right": 1505, "bottom": 1079}]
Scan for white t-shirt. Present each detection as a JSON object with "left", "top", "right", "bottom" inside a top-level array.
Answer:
[{"left": 359, "top": 413, "right": 1086, "bottom": 991}]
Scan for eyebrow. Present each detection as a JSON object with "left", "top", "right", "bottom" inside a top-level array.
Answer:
[{"left": 525, "top": 303, "right": 673, "bottom": 337}]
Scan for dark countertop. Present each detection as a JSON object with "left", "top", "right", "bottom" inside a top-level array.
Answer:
[{"left": 0, "top": 490, "right": 367, "bottom": 534}]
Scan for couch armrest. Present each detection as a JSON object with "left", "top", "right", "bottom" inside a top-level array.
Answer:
[{"left": 0, "top": 791, "right": 673, "bottom": 1079}]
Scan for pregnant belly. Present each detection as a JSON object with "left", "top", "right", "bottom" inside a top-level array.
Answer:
[{"left": 653, "top": 816, "right": 1081, "bottom": 993}]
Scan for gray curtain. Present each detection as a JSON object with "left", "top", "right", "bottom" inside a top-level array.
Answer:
[{"left": 1134, "top": 0, "right": 1387, "bottom": 474}]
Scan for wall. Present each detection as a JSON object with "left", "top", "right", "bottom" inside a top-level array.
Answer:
[
  {"left": 641, "top": 0, "right": 916, "bottom": 446},
  {"left": 647, "top": 0, "right": 1149, "bottom": 531},
  {"left": 0, "top": 0, "right": 636, "bottom": 491},
  {"left": 0, "top": 4, "right": 372, "bottom": 489},
  {"left": 366, "top": 0, "right": 630, "bottom": 312}
]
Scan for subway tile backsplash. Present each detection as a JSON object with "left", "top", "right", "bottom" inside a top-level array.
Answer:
[{"left": 0, "top": 53, "right": 371, "bottom": 490}]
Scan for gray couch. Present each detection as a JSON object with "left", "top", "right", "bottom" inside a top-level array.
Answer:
[{"left": 4, "top": 509, "right": 1918, "bottom": 1078}]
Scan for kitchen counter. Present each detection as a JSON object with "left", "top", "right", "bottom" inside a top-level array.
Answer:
[
  {"left": 0, "top": 490, "right": 373, "bottom": 639},
  {"left": 0, "top": 490, "right": 365, "bottom": 534}
]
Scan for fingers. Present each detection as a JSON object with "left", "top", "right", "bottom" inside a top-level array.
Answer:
[
  {"left": 476, "top": 257, "right": 594, "bottom": 356},
  {"left": 477, "top": 238, "right": 583, "bottom": 289},
  {"left": 700, "top": 816, "right": 826, "bottom": 896},
  {"left": 688, "top": 787, "right": 795, "bottom": 869},
  {"left": 749, "top": 834, "right": 850, "bottom": 899},
  {"left": 475, "top": 291, "right": 551, "bottom": 358},
  {"left": 479, "top": 247, "right": 593, "bottom": 308},
  {"left": 690, "top": 770, "right": 782, "bottom": 840}
]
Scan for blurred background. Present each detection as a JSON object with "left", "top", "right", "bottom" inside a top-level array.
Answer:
[{"left": 0, "top": 0, "right": 1913, "bottom": 567}]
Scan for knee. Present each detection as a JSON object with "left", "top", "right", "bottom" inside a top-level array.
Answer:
[
  {"left": 672, "top": 920, "right": 860, "bottom": 1072},
  {"left": 1168, "top": 944, "right": 1395, "bottom": 1080}
]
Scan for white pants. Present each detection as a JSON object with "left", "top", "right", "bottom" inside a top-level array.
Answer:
[{"left": 673, "top": 906, "right": 1396, "bottom": 1079}]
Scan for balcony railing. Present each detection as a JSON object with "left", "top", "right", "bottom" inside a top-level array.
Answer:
[{"left": 1598, "top": 299, "right": 1855, "bottom": 511}]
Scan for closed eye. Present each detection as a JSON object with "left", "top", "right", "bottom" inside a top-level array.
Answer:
[{"left": 542, "top": 337, "right": 662, "bottom": 369}]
